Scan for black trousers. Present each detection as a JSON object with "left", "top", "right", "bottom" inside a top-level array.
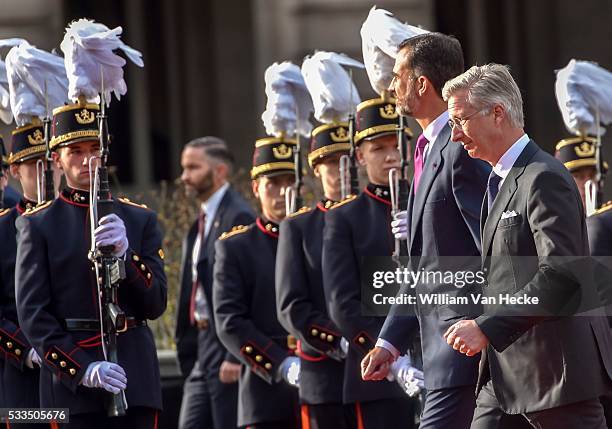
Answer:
[
  {"left": 299, "top": 403, "right": 355, "bottom": 429},
  {"left": 354, "top": 397, "right": 416, "bottom": 429},
  {"left": 471, "top": 380, "right": 606, "bottom": 429},
  {"left": 178, "top": 367, "right": 238, "bottom": 429},
  {"left": 419, "top": 385, "right": 476, "bottom": 429},
  {"left": 59, "top": 406, "right": 158, "bottom": 429}
]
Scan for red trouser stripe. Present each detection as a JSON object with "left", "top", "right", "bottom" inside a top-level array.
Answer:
[{"left": 355, "top": 402, "right": 365, "bottom": 429}]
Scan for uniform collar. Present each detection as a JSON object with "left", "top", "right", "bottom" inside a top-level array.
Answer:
[
  {"left": 256, "top": 217, "right": 279, "bottom": 238},
  {"left": 16, "top": 198, "right": 37, "bottom": 214},
  {"left": 316, "top": 198, "right": 336, "bottom": 212},
  {"left": 60, "top": 187, "right": 90, "bottom": 207},
  {"left": 364, "top": 183, "right": 392, "bottom": 205}
]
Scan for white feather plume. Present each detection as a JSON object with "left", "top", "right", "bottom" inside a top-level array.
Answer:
[
  {"left": 301, "top": 51, "right": 364, "bottom": 124},
  {"left": 261, "top": 61, "right": 313, "bottom": 137},
  {"left": 555, "top": 59, "right": 612, "bottom": 136},
  {"left": 60, "top": 19, "right": 144, "bottom": 104},
  {"left": 5, "top": 41, "right": 69, "bottom": 127},
  {"left": 0, "top": 38, "right": 27, "bottom": 125},
  {"left": 360, "top": 6, "right": 429, "bottom": 95}
]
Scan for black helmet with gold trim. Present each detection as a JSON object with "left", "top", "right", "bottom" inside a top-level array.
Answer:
[
  {"left": 8, "top": 118, "right": 46, "bottom": 164},
  {"left": 50, "top": 98, "right": 99, "bottom": 149},
  {"left": 354, "top": 96, "right": 412, "bottom": 145},
  {"left": 308, "top": 123, "right": 351, "bottom": 168},
  {"left": 555, "top": 135, "right": 608, "bottom": 173},
  {"left": 251, "top": 137, "right": 297, "bottom": 179}
]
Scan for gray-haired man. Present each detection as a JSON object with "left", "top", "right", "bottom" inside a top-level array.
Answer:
[{"left": 442, "top": 63, "right": 612, "bottom": 429}]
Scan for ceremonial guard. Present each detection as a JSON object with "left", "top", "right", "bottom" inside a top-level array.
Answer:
[
  {"left": 213, "top": 62, "right": 307, "bottom": 429},
  {"left": 15, "top": 21, "right": 166, "bottom": 428},
  {"left": 555, "top": 60, "right": 612, "bottom": 426},
  {"left": 275, "top": 51, "right": 363, "bottom": 428},
  {"left": 0, "top": 40, "right": 65, "bottom": 418},
  {"left": 322, "top": 90, "right": 417, "bottom": 426}
]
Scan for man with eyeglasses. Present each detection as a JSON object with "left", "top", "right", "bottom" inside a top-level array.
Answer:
[
  {"left": 361, "top": 33, "right": 490, "bottom": 429},
  {"left": 442, "top": 63, "right": 612, "bottom": 429}
]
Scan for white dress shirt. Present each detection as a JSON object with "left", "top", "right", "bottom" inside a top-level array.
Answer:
[{"left": 491, "top": 133, "right": 530, "bottom": 190}]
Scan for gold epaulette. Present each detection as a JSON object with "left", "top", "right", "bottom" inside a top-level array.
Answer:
[
  {"left": 592, "top": 201, "right": 612, "bottom": 216},
  {"left": 329, "top": 194, "right": 357, "bottom": 210},
  {"left": 287, "top": 206, "right": 312, "bottom": 218},
  {"left": 23, "top": 200, "right": 52, "bottom": 216},
  {"left": 118, "top": 197, "right": 149, "bottom": 210},
  {"left": 0, "top": 208, "right": 11, "bottom": 217},
  {"left": 219, "top": 225, "right": 249, "bottom": 240}
]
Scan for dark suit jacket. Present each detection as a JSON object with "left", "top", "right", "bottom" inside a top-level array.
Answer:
[
  {"left": 15, "top": 188, "right": 167, "bottom": 414},
  {"left": 476, "top": 140, "right": 612, "bottom": 414},
  {"left": 379, "top": 124, "right": 490, "bottom": 390},
  {"left": 175, "top": 187, "right": 254, "bottom": 377},
  {"left": 276, "top": 202, "right": 345, "bottom": 405},
  {"left": 213, "top": 219, "right": 299, "bottom": 427},
  {"left": 322, "top": 184, "right": 410, "bottom": 404}
]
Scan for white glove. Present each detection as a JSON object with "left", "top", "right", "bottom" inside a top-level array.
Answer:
[
  {"left": 278, "top": 356, "right": 300, "bottom": 388},
  {"left": 387, "top": 354, "right": 424, "bottom": 397},
  {"left": 94, "top": 214, "right": 129, "bottom": 257},
  {"left": 327, "top": 337, "right": 349, "bottom": 361},
  {"left": 391, "top": 210, "right": 408, "bottom": 241},
  {"left": 25, "top": 348, "right": 42, "bottom": 369},
  {"left": 81, "top": 361, "right": 127, "bottom": 394}
]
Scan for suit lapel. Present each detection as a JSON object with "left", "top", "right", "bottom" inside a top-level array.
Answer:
[
  {"left": 481, "top": 141, "right": 539, "bottom": 259},
  {"left": 409, "top": 126, "right": 450, "bottom": 252}
]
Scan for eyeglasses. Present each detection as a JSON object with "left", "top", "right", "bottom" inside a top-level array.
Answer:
[{"left": 448, "top": 108, "right": 488, "bottom": 130}]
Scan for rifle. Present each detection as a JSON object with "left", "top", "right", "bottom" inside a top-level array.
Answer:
[
  {"left": 390, "top": 113, "right": 410, "bottom": 259},
  {"left": 293, "top": 132, "right": 303, "bottom": 211},
  {"left": 341, "top": 69, "right": 360, "bottom": 199},
  {"left": 88, "top": 74, "right": 127, "bottom": 417},
  {"left": 42, "top": 81, "right": 55, "bottom": 202}
]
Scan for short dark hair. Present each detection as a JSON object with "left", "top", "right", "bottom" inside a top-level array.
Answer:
[
  {"left": 398, "top": 33, "right": 464, "bottom": 98},
  {"left": 185, "top": 136, "right": 235, "bottom": 172}
]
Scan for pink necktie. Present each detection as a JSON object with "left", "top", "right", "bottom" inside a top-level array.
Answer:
[{"left": 413, "top": 134, "right": 429, "bottom": 193}]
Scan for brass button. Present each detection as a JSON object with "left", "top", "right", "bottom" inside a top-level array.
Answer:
[
  {"left": 358, "top": 337, "right": 366, "bottom": 344},
  {"left": 264, "top": 362, "right": 272, "bottom": 370},
  {"left": 51, "top": 352, "right": 58, "bottom": 360},
  {"left": 6, "top": 342, "right": 12, "bottom": 349},
  {"left": 15, "top": 349, "right": 21, "bottom": 356},
  {"left": 69, "top": 368, "right": 76, "bottom": 376},
  {"left": 319, "top": 333, "right": 326, "bottom": 340},
  {"left": 147, "top": 273, "right": 152, "bottom": 280},
  {"left": 133, "top": 254, "right": 140, "bottom": 262},
  {"left": 255, "top": 355, "right": 263, "bottom": 362},
  {"left": 60, "top": 361, "right": 67, "bottom": 368},
  {"left": 311, "top": 329, "right": 318, "bottom": 337},
  {"left": 326, "top": 334, "right": 334, "bottom": 343},
  {"left": 140, "top": 264, "right": 146, "bottom": 271},
  {"left": 245, "top": 346, "right": 253, "bottom": 354}
]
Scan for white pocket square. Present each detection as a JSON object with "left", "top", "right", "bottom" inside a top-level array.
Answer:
[{"left": 501, "top": 210, "right": 519, "bottom": 220}]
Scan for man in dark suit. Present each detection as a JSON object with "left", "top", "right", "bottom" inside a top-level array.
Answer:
[
  {"left": 176, "top": 136, "right": 255, "bottom": 429},
  {"left": 213, "top": 137, "right": 301, "bottom": 429},
  {"left": 442, "top": 63, "right": 612, "bottom": 428},
  {"left": 322, "top": 96, "right": 417, "bottom": 428},
  {"left": 275, "top": 124, "right": 352, "bottom": 428},
  {"left": 361, "top": 33, "right": 490, "bottom": 429}
]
